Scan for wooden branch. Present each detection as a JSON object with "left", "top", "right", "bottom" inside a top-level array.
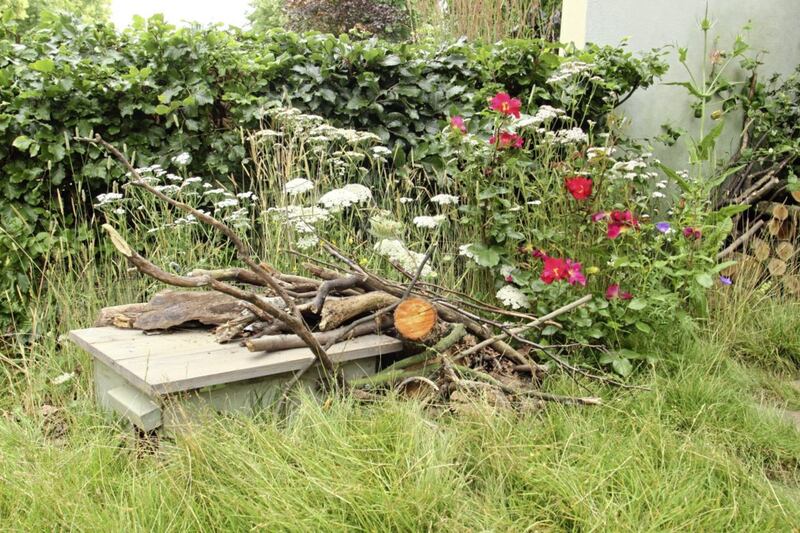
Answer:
[
  {"left": 311, "top": 274, "right": 367, "bottom": 314},
  {"left": 245, "top": 319, "right": 390, "bottom": 353},
  {"left": 717, "top": 219, "right": 764, "bottom": 260},
  {"left": 187, "top": 267, "right": 268, "bottom": 286},
  {"left": 319, "top": 292, "right": 399, "bottom": 331}
]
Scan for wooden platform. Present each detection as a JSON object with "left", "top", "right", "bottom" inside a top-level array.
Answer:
[
  {"left": 70, "top": 327, "right": 404, "bottom": 395},
  {"left": 69, "top": 327, "right": 404, "bottom": 431}
]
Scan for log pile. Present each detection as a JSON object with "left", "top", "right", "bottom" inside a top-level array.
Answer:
[{"left": 80, "top": 134, "right": 623, "bottom": 408}]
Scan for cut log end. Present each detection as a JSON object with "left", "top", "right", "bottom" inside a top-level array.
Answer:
[{"left": 394, "top": 298, "right": 438, "bottom": 341}]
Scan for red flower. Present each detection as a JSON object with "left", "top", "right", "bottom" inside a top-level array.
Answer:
[
  {"left": 566, "top": 259, "right": 586, "bottom": 286},
  {"left": 605, "top": 284, "right": 633, "bottom": 300},
  {"left": 489, "top": 131, "right": 524, "bottom": 150},
  {"left": 450, "top": 115, "right": 467, "bottom": 134},
  {"left": 683, "top": 227, "right": 702, "bottom": 240},
  {"left": 532, "top": 248, "right": 547, "bottom": 260},
  {"left": 565, "top": 176, "right": 593, "bottom": 200},
  {"left": 607, "top": 210, "right": 639, "bottom": 239},
  {"left": 489, "top": 92, "right": 522, "bottom": 118},
  {"left": 541, "top": 257, "right": 568, "bottom": 284}
]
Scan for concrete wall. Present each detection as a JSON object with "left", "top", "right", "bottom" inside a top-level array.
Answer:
[{"left": 561, "top": 0, "right": 800, "bottom": 166}]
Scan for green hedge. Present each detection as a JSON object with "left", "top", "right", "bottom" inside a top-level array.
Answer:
[{"left": 0, "top": 14, "right": 665, "bottom": 325}]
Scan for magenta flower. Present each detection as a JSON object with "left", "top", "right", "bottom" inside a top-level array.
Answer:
[
  {"left": 450, "top": 115, "right": 467, "bottom": 134},
  {"left": 489, "top": 92, "right": 522, "bottom": 118},
  {"left": 566, "top": 259, "right": 587, "bottom": 286},
  {"left": 683, "top": 227, "right": 702, "bottom": 240},
  {"left": 605, "top": 284, "right": 633, "bottom": 300}
]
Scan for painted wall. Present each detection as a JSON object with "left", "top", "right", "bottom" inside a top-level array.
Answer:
[{"left": 561, "top": 0, "right": 800, "bottom": 167}]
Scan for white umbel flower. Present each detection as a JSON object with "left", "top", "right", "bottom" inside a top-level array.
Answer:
[
  {"left": 430, "top": 194, "right": 459, "bottom": 206},
  {"left": 171, "top": 152, "right": 191, "bottom": 165},
  {"left": 412, "top": 215, "right": 446, "bottom": 229},
  {"left": 496, "top": 285, "right": 530, "bottom": 310},
  {"left": 458, "top": 244, "right": 476, "bottom": 260},
  {"left": 318, "top": 183, "right": 372, "bottom": 209},
  {"left": 95, "top": 192, "right": 123, "bottom": 205},
  {"left": 284, "top": 178, "right": 314, "bottom": 196},
  {"left": 374, "top": 239, "right": 436, "bottom": 278}
]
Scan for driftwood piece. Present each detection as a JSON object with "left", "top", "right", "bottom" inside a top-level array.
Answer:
[
  {"left": 245, "top": 319, "right": 390, "bottom": 353},
  {"left": 394, "top": 298, "right": 438, "bottom": 341},
  {"left": 319, "top": 291, "right": 399, "bottom": 331},
  {"left": 94, "top": 291, "right": 261, "bottom": 331}
]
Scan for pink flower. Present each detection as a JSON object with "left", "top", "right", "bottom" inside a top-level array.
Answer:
[
  {"left": 683, "top": 227, "right": 702, "bottom": 240},
  {"left": 605, "top": 284, "right": 633, "bottom": 300},
  {"left": 565, "top": 176, "right": 593, "bottom": 200},
  {"left": 541, "top": 257, "right": 568, "bottom": 284},
  {"left": 566, "top": 259, "right": 586, "bottom": 286},
  {"left": 591, "top": 211, "right": 608, "bottom": 223},
  {"left": 489, "top": 131, "right": 524, "bottom": 150},
  {"left": 450, "top": 115, "right": 467, "bottom": 134},
  {"left": 532, "top": 249, "right": 547, "bottom": 260},
  {"left": 607, "top": 210, "right": 639, "bottom": 239},
  {"left": 489, "top": 92, "right": 522, "bottom": 118}
]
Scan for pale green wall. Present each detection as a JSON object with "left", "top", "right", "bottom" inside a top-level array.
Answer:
[{"left": 561, "top": 0, "right": 800, "bottom": 167}]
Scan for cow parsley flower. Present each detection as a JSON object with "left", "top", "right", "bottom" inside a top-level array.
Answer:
[
  {"left": 171, "top": 152, "right": 191, "bottom": 166},
  {"left": 458, "top": 244, "right": 476, "bottom": 260},
  {"left": 214, "top": 198, "right": 239, "bottom": 209},
  {"left": 374, "top": 239, "right": 435, "bottom": 278},
  {"left": 284, "top": 178, "right": 314, "bottom": 196},
  {"left": 413, "top": 215, "right": 446, "bottom": 229},
  {"left": 554, "top": 128, "right": 589, "bottom": 145},
  {"left": 496, "top": 285, "right": 530, "bottom": 310},
  {"left": 430, "top": 194, "right": 459, "bottom": 206},
  {"left": 318, "top": 184, "right": 372, "bottom": 209},
  {"left": 236, "top": 191, "right": 256, "bottom": 200},
  {"left": 296, "top": 234, "right": 319, "bottom": 250},
  {"left": 95, "top": 192, "right": 123, "bottom": 205}
]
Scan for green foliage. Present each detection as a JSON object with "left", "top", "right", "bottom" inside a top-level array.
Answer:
[
  {"left": 247, "top": 0, "right": 287, "bottom": 31},
  {"left": 284, "top": 0, "right": 410, "bottom": 40},
  {"left": 0, "top": 14, "right": 665, "bottom": 327},
  {"left": 0, "top": 0, "right": 109, "bottom": 27}
]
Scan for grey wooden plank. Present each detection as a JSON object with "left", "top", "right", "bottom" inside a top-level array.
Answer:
[
  {"left": 106, "top": 385, "right": 162, "bottom": 431},
  {"left": 69, "top": 330, "right": 158, "bottom": 396},
  {"left": 126, "top": 334, "right": 403, "bottom": 394},
  {"left": 71, "top": 328, "right": 238, "bottom": 362}
]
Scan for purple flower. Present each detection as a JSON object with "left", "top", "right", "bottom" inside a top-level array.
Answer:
[
  {"left": 719, "top": 275, "right": 733, "bottom": 286},
  {"left": 655, "top": 222, "right": 671, "bottom": 234}
]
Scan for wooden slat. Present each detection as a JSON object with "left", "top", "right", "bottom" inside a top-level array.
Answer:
[
  {"left": 70, "top": 328, "right": 403, "bottom": 395},
  {"left": 106, "top": 385, "right": 162, "bottom": 431}
]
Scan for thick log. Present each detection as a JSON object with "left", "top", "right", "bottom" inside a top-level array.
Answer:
[
  {"left": 394, "top": 298, "right": 438, "bottom": 341},
  {"left": 768, "top": 258, "right": 788, "bottom": 277},
  {"left": 752, "top": 238, "right": 771, "bottom": 262},
  {"left": 717, "top": 219, "right": 764, "bottom": 260},
  {"left": 319, "top": 292, "right": 399, "bottom": 331},
  {"left": 94, "top": 302, "right": 150, "bottom": 328},
  {"left": 776, "top": 241, "right": 795, "bottom": 262},
  {"left": 245, "top": 319, "right": 390, "bottom": 353},
  {"left": 721, "top": 253, "right": 763, "bottom": 281},
  {"left": 793, "top": 190, "right": 800, "bottom": 203}
]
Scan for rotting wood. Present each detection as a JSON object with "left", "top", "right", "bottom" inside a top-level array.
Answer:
[{"left": 319, "top": 292, "right": 398, "bottom": 331}]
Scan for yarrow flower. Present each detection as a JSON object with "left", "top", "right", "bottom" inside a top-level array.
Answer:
[
  {"left": 95, "top": 192, "right": 123, "bottom": 205},
  {"left": 489, "top": 92, "right": 522, "bottom": 118},
  {"left": 430, "top": 193, "right": 459, "bottom": 206},
  {"left": 489, "top": 131, "right": 524, "bottom": 150},
  {"left": 683, "top": 227, "right": 702, "bottom": 240},
  {"left": 496, "top": 285, "right": 530, "bottom": 310},
  {"left": 450, "top": 115, "right": 467, "bottom": 134},
  {"left": 284, "top": 178, "right": 314, "bottom": 196},
  {"left": 565, "top": 176, "right": 593, "bottom": 200},
  {"left": 605, "top": 284, "right": 633, "bottom": 300}
]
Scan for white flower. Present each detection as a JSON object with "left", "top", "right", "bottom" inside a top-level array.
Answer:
[
  {"left": 371, "top": 146, "right": 392, "bottom": 157},
  {"left": 500, "top": 265, "right": 514, "bottom": 278},
  {"left": 165, "top": 173, "right": 182, "bottom": 182},
  {"left": 95, "top": 192, "right": 123, "bottom": 205},
  {"left": 656, "top": 180, "right": 668, "bottom": 189},
  {"left": 204, "top": 188, "right": 226, "bottom": 195},
  {"left": 154, "top": 184, "right": 181, "bottom": 195},
  {"left": 554, "top": 128, "right": 589, "bottom": 145},
  {"left": 527, "top": 200, "right": 542, "bottom": 206},
  {"left": 587, "top": 146, "right": 614, "bottom": 160},
  {"left": 296, "top": 234, "right": 319, "bottom": 250},
  {"left": 399, "top": 197, "right": 414, "bottom": 204},
  {"left": 521, "top": 105, "right": 566, "bottom": 127},
  {"left": 171, "top": 152, "right": 191, "bottom": 165},
  {"left": 223, "top": 209, "right": 248, "bottom": 222},
  {"left": 413, "top": 215, "right": 446, "bottom": 229},
  {"left": 430, "top": 194, "right": 459, "bottom": 206},
  {"left": 374, "top": 239, "right": 435, "bottom": 278},
  {"left": 318, "top": 183, "right": 372, "bottom": 209},
  {"left": 254, "top": 129, "right": 284, "bottom": 138},
  {"left": 214, "top": 198, "right": 239, "bottom": 209},
  {"left": 458, "top": 244, "right": 476, "bottom": 260},
  {"left": 182, "top": 176, "right": 203, "bottom": 185},
  {"left": 547, "top": 61, "right": 595, "bottom": 84},
  {"left": 284, "top": 178, "right": 314, "bottom": 196},
  {"left": 613, "top": 160, "right": 647, "bottom": 172},
  {"left": 237, "top": 191, "right": 256, "bottom": 200},
  {"left": 113, "top": 207, "right": 125, "bottom": 215},
  {"left": 496, "top": 285, "right": 530, "bottom": 310},
  {"left": 651, "top": 191, "right": 666, "bottom": 199}
]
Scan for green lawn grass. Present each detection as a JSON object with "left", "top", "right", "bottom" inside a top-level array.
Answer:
[{"left": 2, "top": 282, "right": 800, "bottom": 531}]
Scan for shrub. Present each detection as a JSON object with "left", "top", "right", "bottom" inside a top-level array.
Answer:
[{"left": 284, "top": 0, "right": 409, "bottom": 40}]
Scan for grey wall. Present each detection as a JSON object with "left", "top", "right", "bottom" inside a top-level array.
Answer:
[{"left": 562, "top": 0, "right": 800, "bottom": 167}]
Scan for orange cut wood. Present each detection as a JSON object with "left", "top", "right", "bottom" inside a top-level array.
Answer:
[
  {"left": 792, "top": 190, "right": 800, "bottom": 204},
  {"left": 394, "top": 298, "right": 438, "bottom": 341},
  {"left": 776, "top": 241, "right": 795, "bottom": 261},
  {"left": 772, "top": 204, "right": 789, "bottom": 221}
]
